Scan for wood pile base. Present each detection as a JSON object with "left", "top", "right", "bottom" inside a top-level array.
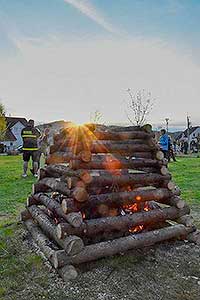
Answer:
[{"left": 21, "top": 123, "right": 198, "bottom": 281}]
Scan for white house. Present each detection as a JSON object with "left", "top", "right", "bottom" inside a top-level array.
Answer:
[
  {"left": 2, "top": 117, "right": 27, "bottom": 151},
  {"left": 177, "top": 126, "right": 200, "bottom": 148}
]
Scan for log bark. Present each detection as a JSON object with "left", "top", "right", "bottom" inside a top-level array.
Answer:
[
  {"left": 53, "top": 224, "right": 193, "bottom": 266},
  {"left": 176, "top": 215, "right": 194, "bottom": 227},
  {"left": 28, "top": 205, "right": 84, "bottom": 255},
  {"left": 51, "top": 140, "right": 153, "bottom": 153},
  {"left": 32, "top": 193, "right": 83, "bottom": 227},
  {"left": 69, "top": 173, "right": 171, "bottom": 189},
  {"left": 33, "top": 178, "right": 71, "bottom": 196},
  {"left": 24, "top": 219, "right": 60, "bottom": 268},
  {"left": 94, "top": 130, "right": 153, "bottom": 140},
  {"left": 46, "top": 152, "right": 73, "bottom": 164},
  {"left": 56, "top": 206, "right": 190, "bottom": 239},
  {"left": 62, "top": 188, "right": 171, "bottom": 213},
  {"left": 158, "top": 196, "right": 186, "bottom": 209},
  {"left": 70, "top": 157, "right": 161, "bottom": 170},
  {"left": 25, "top": 219, "right": 78, "bottom": 275},
  {"left": 38, "top": 164, "right": 81, "bottom": 179}
]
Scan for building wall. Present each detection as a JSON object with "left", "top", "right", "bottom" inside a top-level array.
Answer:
[{"left": 191, "top": 127, "right": 200, "bottom": 138}]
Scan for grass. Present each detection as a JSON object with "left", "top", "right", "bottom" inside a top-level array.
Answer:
[
  {"left": 0, "top": 155, "right": 200, "bottom": 299},
  {"left": 169, "top": 156, "right": 200, "bottom": 205},
  {"left": 0, "top": 155, "right": 37, "bottom": 216}
]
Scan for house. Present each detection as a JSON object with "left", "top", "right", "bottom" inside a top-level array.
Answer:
[
  {"left": 177, "top": 126, "right": 200, "bottom": 141},
  {"left": 2, "top": 117, "right": 28, "bottom": 151}
]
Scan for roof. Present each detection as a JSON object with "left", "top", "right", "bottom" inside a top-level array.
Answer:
[
  {"left": 3, "top": 128, "right": 16, "bottom": 141},
  {"left": 177, "top": 126, "right": 200, "bottom": 139},
  {"left": 6, "top": 117, "right": 27, "bottom": 128}
]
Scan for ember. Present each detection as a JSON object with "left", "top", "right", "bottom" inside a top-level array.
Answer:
[{"left": 21, "top": 123, "right": 197, "bottom": 281}]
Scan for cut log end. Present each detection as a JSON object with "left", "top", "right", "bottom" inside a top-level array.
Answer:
[
  {"left": 20, "top": 209, "right": 31, "bottom": 222},
  {"left": 160, "top": 166, "right": 170, "bottom": 176},
  {"left": 66, "top": 212, "right": 84, "bottom": 228},
  {"left": 187, "top": 230, "right": 200, "bottom": 245},
  {"left": 58, "top": 265, "right": 78, "bottom": 281},
  {"left": 79, "top": 150, "right": 92, "bottom": 162},
  {"left": 156, "top": 151, "right": 165, "bottom": 161},
  {"left": 63, "top": 235, "right": 84, "bottom": 256},
  {"left": 72, "top": 187, "right": 89, "bottom": 203}
]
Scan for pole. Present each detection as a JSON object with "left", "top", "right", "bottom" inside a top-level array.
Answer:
[
  {"left": 165, "top": 118, "right": 169, "bottom": 133},
  {"left": 187, "top": 115, "right": 191, "bottom": 154}
]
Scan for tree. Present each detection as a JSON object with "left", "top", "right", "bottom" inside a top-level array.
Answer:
[
  {"left": 90, "top": 110, "right": 104, "bottom": 124},
  {"left": 0, "top": 102, "right": 6, "bottom": 141},
  {"left": 125, "top": 88, "right": 154, "bottom": 126}
]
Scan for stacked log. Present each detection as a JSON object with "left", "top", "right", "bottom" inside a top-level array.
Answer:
[{"left": 22, "top": 123, "right": 197, "bottom": 281}]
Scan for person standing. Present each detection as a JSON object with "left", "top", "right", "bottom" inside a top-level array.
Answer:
[
  {"left": 21, "top": 119, "right": 40, "bottom": 177},
  {"left": 159, "top": 129, "right": 169, "bottom": 159}
]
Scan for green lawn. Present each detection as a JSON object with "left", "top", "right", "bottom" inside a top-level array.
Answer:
[
  {"left": 0, "top": 155, "right": 37, "bottom": 216},
  {"left": 0, "top": 155, "right": 200, "bottom": 299}
]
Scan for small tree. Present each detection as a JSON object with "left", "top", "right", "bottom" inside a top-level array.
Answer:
[
  {"left": 125, "top": 88, "right": 154, "bottom": 126},
  {"left": 0, "top": 102, "right": 6, "bottom": 141},
  {"left": 90, "top": 110, "right": 104, "bottom": 124}
]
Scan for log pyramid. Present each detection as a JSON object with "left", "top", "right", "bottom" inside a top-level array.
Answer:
[{"left": 22, "top": 123, "right": 199, "bottom": 281}]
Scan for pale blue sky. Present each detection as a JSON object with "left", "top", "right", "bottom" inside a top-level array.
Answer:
[{"left": 0, "top": 0, "right": 200, "bottom": 128}]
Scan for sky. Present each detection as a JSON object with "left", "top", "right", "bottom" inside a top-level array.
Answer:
[{"left": 0, "top": 0, "right": 200, "bottom": 130}]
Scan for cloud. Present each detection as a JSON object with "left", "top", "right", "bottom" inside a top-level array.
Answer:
[{"left": 63, "top": 0, "right": 118, "bottom": 34}]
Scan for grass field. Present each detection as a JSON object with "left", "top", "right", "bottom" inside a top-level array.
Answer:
[{"left": 0, "top": 155, "right": 200, "bottom": 300}]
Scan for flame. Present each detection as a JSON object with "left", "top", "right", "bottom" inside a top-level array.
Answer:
[{"left": 129, "top": 225, "right": 144, "bottom": 233}]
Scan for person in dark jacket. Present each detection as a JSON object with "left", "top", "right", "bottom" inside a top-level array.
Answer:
[{"left": 21, "top": 119, "right": 40, "bottom": 177}]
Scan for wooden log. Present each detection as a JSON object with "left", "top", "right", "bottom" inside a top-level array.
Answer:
[
  {"left": 53, "top": 224, "right": 193, "bottom": 266},
  {"left": 94, "top": 130, "right": 153, "bottom": 140},
  {"left": 58, "top": 265, "right": 78, "bottom": 281},
  {"left": 32, "top": 193, "right": 83, "bottom": 227},
  {"left": 162, "top": 181, "right": 176, "bottom": 191},
  {"left": 70, "top": 157, "right": 162, "bottom": 170},
  {"left": 62, "top": 188, "right": 171, "bottom": 212},
  {"left": 72, "top": 187, "right": 89, "bottom": 202},
  {"left": 160, "top": 166, "right": 170, "bottom": 175},
  {"left": 176, "top": 215, "right": 194, "bottom": 227},
  {"left": 158, "top": 196, "right": 186, "bottom": 209},
  {"left": 187, "top": 230, "right": 200, "bottom": 245},
  {"left": 46, "top": 152, "right": 73, "bottom": 164},
  {"left": 56, "top": 206, "right": 190, "bottom": 239},
  {"left": 51, "top": 139, "right": 153, "bottom": 152},
  {"left": 20, "top": 209, "right": 31, "bottom": 222},
  {"left": 38, "top": 164, "right": 81, "bottom": 179},
  {"left": 156, "top": 151, "right": 165, "bottom": 160},
  {"left": 25, "top": 219, "right": 79, "bottom": 278},
  {"left": 65, "top": 212, "right": 84, "bottom": 228},
  {"left": 69, "top": 173, "right": 171, "bottom": 189},
  {"left": 28, "top": 205, "right": 84, "bottom": 255},
  {"left": 62, "top": 197, "right": 82, "bottom": 214},
  {"left": 33, "top": 178, "right": 71, "bottom": 196},
  {"left": 24, "top": 219, "right": 60, "bottom": 267}
]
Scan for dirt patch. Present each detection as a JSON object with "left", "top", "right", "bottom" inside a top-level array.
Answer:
[{"left": 1, "top": 223, "right": 200, "bottom": 300}]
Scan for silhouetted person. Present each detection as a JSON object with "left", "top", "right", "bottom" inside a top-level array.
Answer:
[{"left": 21, "top": 119, "right": 40, "bottom": 177}]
